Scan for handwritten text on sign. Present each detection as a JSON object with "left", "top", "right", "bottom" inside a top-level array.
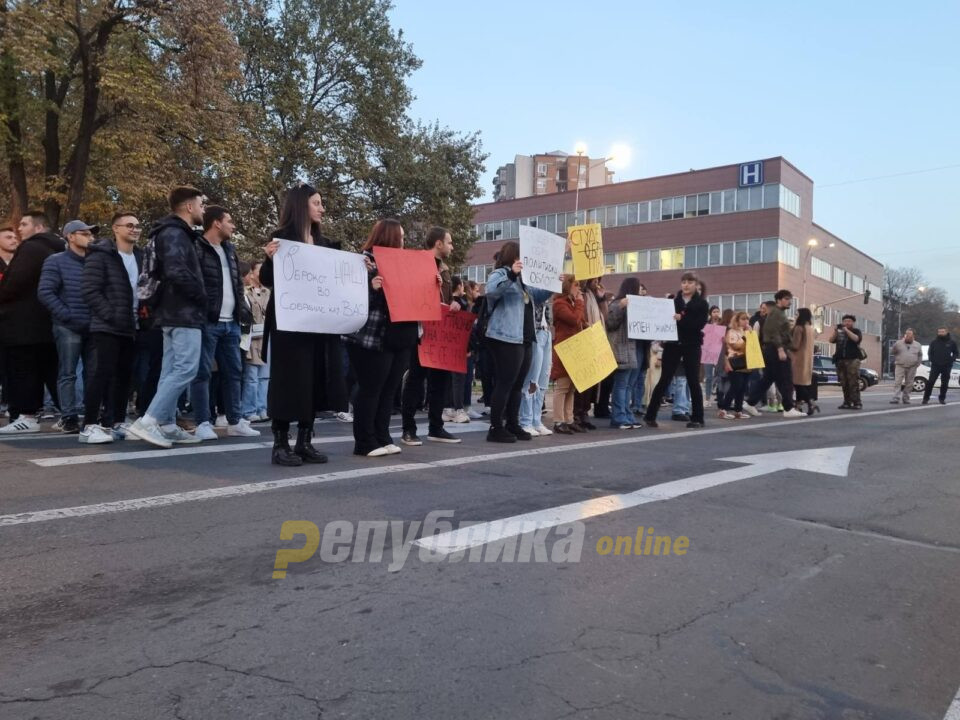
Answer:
[
  {"left": 553, "top": 322, "right": 617, "bottom": 393},
  {"left": 372, "top": 247, "right": 442, "bottom": 322},
  {"left": 626, "top": 295, "right": 678, "bottom": 341},
  {"left": 567, "top": 223, "right": 604, "bottom": 280},
  {"left": 273, "top": 239, "right": 368, "bottom": 334},
  {"left": 418, "top": 304, "right": 475, "bottom": 373},
  {"left": 701, "top": 324, "right": 726, "bottom": 365},
  {"left": 519, "top": 225, "right": 565, "bottom": 292}
]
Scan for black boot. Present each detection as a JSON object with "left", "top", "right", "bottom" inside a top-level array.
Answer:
[
  {"left": 295, "top": 425, "right": 328, "bottom": 464},
  {"left": 272, "top": 429, "right": 302, "bottom": 467}
]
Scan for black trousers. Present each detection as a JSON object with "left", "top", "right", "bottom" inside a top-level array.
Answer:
[
  {"left": 133, "top": 328, "right": 163, "bottom": 416},
  {"left": 84, "top": 332, "right": 136, "bottom": 428},
  {"left": 347, "top": 344, "right": 410, "bottom": 454},
  {"left": 645, "top": 343, "right": 704, "bottom": 423},
  {"left": 5, "top": 343, "right": 59, "bottom": 418},
  {"left": 487, "top": 338, "right": 532, "bottom": 430},
  {"left": 401, "top": 350, "right": 448, "bottom": 436},
  {"left": 923, "top": 364, "right": 951, "bottom": 402},
  {"left": 794, "top": 384, "right": 814, "bottom": 404},
  {"left": 720, "top": 371, "right": 749, "bottom": 412},
  {"left": 747, "top": 344, "right": 795, "bottom": 411}
]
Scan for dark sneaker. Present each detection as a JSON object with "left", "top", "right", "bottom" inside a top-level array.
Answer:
[
  {"left": 487, "top": 427, "right": 517, "bottom": 443},
  {"left": 838, "top": 404, "right": 852, "bottom": 410},
  {"left": 553, "top": 422, "right": 574, "bottom": 435},
  {"left": 921, "top": 399, "right": 929, "bottom": 405},
  {"left": 568, "top": 422, "right": 586, "bottom": 433},
  {"left": 939, "top": 398, "right": 947, "bottom": 405},
  {"left": 60, "top": 416, "right": 80, "bottom": 434},
  {"left": 401, "top": 432, "right": 422, "bottom": 446},
  {"left": 579, "top": 420, "right": 597, "bottom": 430},
  {"left": 686, "top": 421, "right": 704, "bottom": 429},
  {"left": 427, "top": 429, "right": 461, "bottom": 443},
  {"left": 672, "top": 414, "right": 691, "bottom": 422},
  {"left": 644, "top": 418, "right": 659, "bottom": 428},
  {"left": 506, "top": 426, "right": 532, "bottom": 441}
]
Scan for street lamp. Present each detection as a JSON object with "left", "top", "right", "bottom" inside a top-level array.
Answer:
[
  {"left": 572, "top": 143, "right": 620, "bottom": 216},
  {"left": 801, "top": 238, "right": 835, "bottom": 309}
]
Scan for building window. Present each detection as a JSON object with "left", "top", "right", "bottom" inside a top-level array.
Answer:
[
  {"left": 627, "top": 203, "right": 639, "bottom": 225},
  {"left": 735, "top": 240, "right": 748, "bottom": 264},
  {"left": 617, "top": 204, "right": 629, "bottom": 226},
  {"left": 723, "top": 189, "right": 736, "bottom": 213},
  {"left": 545, "top": 214, "right": 557, "bottom": 233},
  {"left": 723, "top": 242, "right": 735, "bottom": 265},
  {"left": 811, "top": 257, "right": 831, "bottom": 280},
  {"left": 762, "top": 183, "right": 779, "bottom": 209},
  {"left": 779, "top": 185, "right": 801, "bottom": 216},
  {"left": 777, "top": 239, "right": 799, "bottom": 268},
  {"left": 747, "top": 238, "right": 763, "bottom": 264},
  {"left": 761, "top": 238, "right": 778, "bottom": 263},
  {"left": 833, "top": 267, "right": 846, "bottom": 286},
  {"left": 660, "top": 247, "right": 684, "bottom": 270},
  {"left": 536, "top": 163, "right": 547, "bottom": 177},
  {"left": 637, "top": 201, "right": 650, "bottom": 223},
  {"left": 708, "top": 243, "right": 721, "bottom": 266},
  {"left": 650, "top": 199, "right": 662, "bottom": 222},
  {"left": 710, "top": 191, "right": 722, "bottom": 214},
  {"left": 661, "top": 197, "right": 673, "bottom": 221},
  {"left": 697, "top": 193, "right": 710, "bottom": 216},
  {"left": 697, "top": 245, "right": 709, "bottom": 267},
  {"left": 685, "top": 246, "right": 698, "bottom": 268},
  {"left": 536, "top": 178, "right": 546, "bottom": 193},
  {"left": 604, "top": 253, "right": 616, "bottom": 275},
  {"left": 685, "top": 195, "right": 698, "bottom": 219},
  {"left": 671, "top": 196, "right": 685, "bottom": 219}
]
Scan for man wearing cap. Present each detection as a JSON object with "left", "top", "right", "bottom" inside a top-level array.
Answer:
[
  {"left": 36, "top": 220, "right": 97, "bottom": 434},
  {"left": 0, "top": 211, "right": 66, "bottom": 434}
]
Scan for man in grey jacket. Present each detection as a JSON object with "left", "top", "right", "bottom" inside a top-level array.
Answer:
[{"left": 890, "top": 328, "right": 923, "bottom": 404}]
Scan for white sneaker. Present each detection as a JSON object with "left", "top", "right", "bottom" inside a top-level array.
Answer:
[
  {"left": 112, "top": 423, "right": 130, "bottom": 441},
  {"left": 0, "top": 416, "right": 40, "bottom": 434},
  {"left": 214, "top": 414, "right": 228, "bottom": 428},
  {"left": 520, "top": 425, "right": 540, "bottom": 437},
  {"left": 454, "top": 409, "right": 471, "bottom": 423},
  {"left": 783, "top": 408, "right": 807, "bottom": 419},
  {"left": 384, "top": 444, "right": 402, "bottom": 455},
  {"left": 534, "top": 424, "right": 553, "bottom": 436},
  {"left": 228, "top": 418, "right": 261, "bottom": 437},
  {"left": 466, "top": 409, "right": 483, "bottom": 420},
  {"left": 441, "top": 408, "right": 457, "bottom": 422},
  {"left": 79, "top": 425, "right": 114, "bottom": 444},
  {"left": 703, "top": 400, "right": 714, "bottom": 408},
  {"left": 742, "top": 403, "right": 761, "bottom": 417},
  {"left": 717, "top": 410, "right": 735, "bottom": 420},
  {"left": 126, "top": 418, "right": 173, "bottom": 448},
  {"left": 161, "top": 425, "right": 202, "bottom": 444},
  {"left": 194, "top": 421, "right": 219, "bottom": 441},
  {"left": 367, "top": 446, "right": 391, "bottom": 457},
  {"left": 336, "top": 411, "right": 353, "bottom": 423}
]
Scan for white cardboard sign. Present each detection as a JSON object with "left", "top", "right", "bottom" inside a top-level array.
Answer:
[
  {"left": 519, "top": 225, "right": 565, "bottom": 293},
  {"left": 627, "top": 295, "right": 678, "bottom": 341}
]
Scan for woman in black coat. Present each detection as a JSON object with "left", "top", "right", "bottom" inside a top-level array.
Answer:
[{"left": 261, "top": 184, "right": 347, "bottom": 466}]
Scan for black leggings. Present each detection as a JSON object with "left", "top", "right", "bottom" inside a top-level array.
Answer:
[
  {"left": 645, "top": 343, "right": 704, "bottom": 423},
  {"left": 487, "top": 339, "right": 532, "bottom": 429},
  {"left": 720, "top": 371, "right": 749, "bottom": 412},
  {"left": 347, "top": 344, "right": 410, "bottom": 454}
]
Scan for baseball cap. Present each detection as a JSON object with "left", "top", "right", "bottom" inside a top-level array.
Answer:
[{"left": 62, "top": 220, "right": 100, "bottom": 236}]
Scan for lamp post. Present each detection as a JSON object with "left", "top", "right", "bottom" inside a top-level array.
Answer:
[
  {"left": 571, "top": 142, "right": 621, "bottom": 217},
  {"left": 801, "top": 237, "right": 835, "bottom": 309}
]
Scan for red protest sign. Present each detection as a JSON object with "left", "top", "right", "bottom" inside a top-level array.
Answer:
[
  {"left": 372, "top": 247, "right": 442, "bottom": 322},
  {"left": 418, "top": 304, "right": 475, "bottom": 373}
]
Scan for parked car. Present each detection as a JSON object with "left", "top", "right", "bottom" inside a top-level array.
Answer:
[
  {"left": 813, "top": 355, "right": 879, "bottom": 392},
  {"left": 911, "top": 360, "right": 960, "bottom": 392}
]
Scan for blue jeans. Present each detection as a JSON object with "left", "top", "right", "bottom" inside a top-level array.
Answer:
[
  {"left": 52, "top": 324, "right": 88, "bottom": 419},
  {"left": 146, "top": 327, "right": 202, "bottom": 425},
  {"left": 242, "top": 360, "right": 270, "bottom": 417},
  {"left": 630, "top": 366, "right": 646, "bottom": 414},
  {"left": 519, "top": 328, "right": 552, "bottom": 428},
  {"left": 703, "top": 363, "right": 717, "bottom": 401},
  {"left": 670, "top": 374, "right": 691, "bottom": 415},
  {"left": 611, "top": 367, "right": 638, "bottom": 426},
  {"left": 191, "top": 321, "right": 243, "bottom": 425}
]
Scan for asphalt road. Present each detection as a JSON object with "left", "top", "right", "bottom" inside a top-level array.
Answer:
[{"left": 1, "top": 385, "right": 959, "bottom": 720}]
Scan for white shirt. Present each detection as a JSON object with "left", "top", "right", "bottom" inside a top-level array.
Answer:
[
  {"left": 119, "top": 249, "right": 138, "bottom": 317},
  {"left": 212, "top": 243, "right": 235, "bottom": 322}
]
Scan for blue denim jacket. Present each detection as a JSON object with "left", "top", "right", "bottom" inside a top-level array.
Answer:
[{"left": 484, "top": 268, "right": 554, "bottom": 344}]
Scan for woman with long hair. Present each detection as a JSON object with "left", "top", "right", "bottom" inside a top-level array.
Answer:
[
  {"left": 341, "top": 219, "right": 419, "bottom": 457},
  {"left": 791, "top": 307, "right": 819, "bottom": 415},
  {"left": 482, "top": 241, "right": 554, "bottom": 442},
  {"left": 717, "top": 311, "right": 752, "bottom": 419},
  {"left": 261, "top": 184, "right": 347, "bottom": 466},
  {"left": 550, "top": 276, "right": 586, "bottom": 434},
  {"left": 606, "top": 276, "right": 641, "bottom": 429}
]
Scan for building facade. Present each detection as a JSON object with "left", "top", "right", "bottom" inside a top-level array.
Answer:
[
  {"left": 468, "top": 157, "right": 884, "bottom": 370},
  {"left": 493, "top": 151, "right": 613, "bottom": 201}
]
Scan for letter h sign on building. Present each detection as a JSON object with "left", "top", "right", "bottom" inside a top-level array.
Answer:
[{"left": 739, "top": 161, "right": 763, "bottom": 187}]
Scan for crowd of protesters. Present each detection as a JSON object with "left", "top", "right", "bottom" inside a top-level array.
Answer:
[{"left": 0, "top": 185, "right": 949, "bottom": 465}]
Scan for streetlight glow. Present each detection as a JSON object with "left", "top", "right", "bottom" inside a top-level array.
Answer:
[
  {"left": 573, "top": 141, "right": 588, "bottom": 156},
  {"left": 807, "top": 238, "right": 819, "bottom": 247},
  {"left": 608, "top": 143, "right": 632, "bottom": 170}
]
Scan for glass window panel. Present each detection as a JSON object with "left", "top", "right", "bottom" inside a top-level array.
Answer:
[
  {"left": 604, "top": 253, "right": 615, "bottom": 274},
  {"left": 734, "top": 294, "right": 748, "bottom": 310},
  {"left": 627, "top": 203, "right": 639, "bottom": 225},
  {"left": 649, "top": 249, "right": 660, "bottom": 270},
  {"left": 528, "top": 216, "right": 538, "bottom": 228},
  {"left": 685, "top": 246, "right": 698, "bottom": 268},
  {"left": 637, "top": 201, "right": 649, "bottom": 223},
  {"left": 556, "top": 214, "right": 567, "bottom": 234},
  {"left": 749, "top": 185, "right": 763, "bottom": 210},
  {"left": 737, "top": 188, "right": 749, "bottom": 211},
  {"left": 537, "top": 215, "right": 547, "bottom": 230},
  {"left": 763, "top": 183, "right": 779, "bottom": 209},
  {"left": 685, "top": 195, "right": 698, "bottom": 218},
  {"left": 546, "top": 214, "right": 557, "bottom": 233},
  {"left": 723, "top": 189, "right": 736, "bottom": 213},
  {"left": 586, "top": 209, "right": 597, "bottom": 224},
  {"left": 673, "top": 197, "right": 685, "bottom": 219},
  {"left": 748, "top": 239, "right": 762, "bottom": 263},
  {"left": 748, "top": 293, "right": 762, "bottom": 310},
  {"left": 709, "top": 243, "right": 721, "bottom": 266},
  {"left": 649, "top": 199, "right": 661, "bottom": 222},
  {"left": 735, "top": 240, "right": 748, "bottom": 264},
  {"left": 637, "top": 251, "right": 649, "bottom": 271},
  {"left": 697, "top": 245, "right": 709, "bottom": 267},
  {"left": 723, "top": 295, "right": 734, "bottom": 312},
  {"left": 661, "top": 197, "right": 673, "bottom": 220},
  {"left": 710, "top": 191, "right": 722, "bottom": 214},
  {"left": 617, "top": 204, "right": 629, "bottom": 226},
  {"left": 723, "top": 242, "right": 735, "bottom": 264},
  {"left": 761, "top": 238, "right": 777, "bottom": 262},
  {"left": 660, "top": 248, "right": 684, "bottom": 269},
  {"left": 697, "top": 193, "right": 710, "bottom": 216}
]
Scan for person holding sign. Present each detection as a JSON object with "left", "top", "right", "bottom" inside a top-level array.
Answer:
[
  {"left": 342, "top": 220, "right": 419, "bottom": 458},
  {"left": 261, "top": 184, "right": 346, "bottom": 466},
  {"left": 642, "top": 272, "right": 710, "bottom": 429},
  {"left": 550, "top": 277, "right": 587, "bottom": 434},
  {"left": 606, "top": 277, "right": 641, "bottom": 429},
  {"left": 483, "top": 241, "right": 555, "bottom": 443}
]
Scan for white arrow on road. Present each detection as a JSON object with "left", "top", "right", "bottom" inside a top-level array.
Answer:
[{"left": 414, "top": 446, "right": 855, "bottom": 556}]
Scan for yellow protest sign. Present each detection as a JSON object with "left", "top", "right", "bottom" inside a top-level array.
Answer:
[
  {"left": 744, "top": 330, "right": 766, "bottom": 370},
  {"left": 567, "top": 223, "right": 604, "bottom": 280},
  {"left": 554, "top": 322, "right": 617, "bottom": 392}
]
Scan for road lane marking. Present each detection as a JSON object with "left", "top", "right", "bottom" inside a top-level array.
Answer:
[{"left": 0, "top": 404, "right": 944, "bottom": 528}]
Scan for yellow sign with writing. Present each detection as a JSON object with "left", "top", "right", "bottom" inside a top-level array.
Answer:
[
  {"left": 567, "top": 223, "right": 604, "bottom": 280},
  {"left": 744, "top": 330, "right": 766, "bottom": 370},
  {"left": 554, "top": 322, "right": 617, "bottom": 392}
]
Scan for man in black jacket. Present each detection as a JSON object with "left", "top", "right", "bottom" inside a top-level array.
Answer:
[
  {"left": 80, "top": 221, "right": 143, "bottom": 444},
  {"left": 127, "top": 187, "right": 207, "bottom": 449},
  {"left": 922, "top": 328, "right": 959, "bottom": 405},
  {"left": 0, "top": 211, "right": 65, "bottom": 434},
  {"left": 644, "top": 271, "right": 710, "bottom": 429},
  {"left": 190, "top": 206, "right": 259, "bottom": 440}
]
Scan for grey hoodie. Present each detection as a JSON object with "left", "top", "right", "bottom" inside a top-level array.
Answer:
[{"left": 891, "top": 339, "right": 923, "bottom": 368}]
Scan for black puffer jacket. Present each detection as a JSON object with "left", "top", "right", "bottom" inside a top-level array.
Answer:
[
  {"left": 83, "top": 240, "right": 141, "bottom": 338},
  {"left": 0, "top": 231, "right": 66, "bottom": 346},
  {"left": 150, "top": 215, "right": 206, "bottom": 329},
  {"left": 674, "top": 292, "right": 710, "bottom": 346},
  {"left": 927, "top": 334, "right": 959, "bottom": 366},
  {"left": 195, "top": 236, "right": 250, "bottom": 325}
]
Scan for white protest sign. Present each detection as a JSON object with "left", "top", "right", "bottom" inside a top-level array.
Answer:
[
  {"left": 273, "top": 239, "right": 369, "bottom": 334},
  {"left": 627, "top": 295, "right": 678, "bottom": 341},
  {"left": 519, "top": 225, "right": 565, "bottom": 293}
]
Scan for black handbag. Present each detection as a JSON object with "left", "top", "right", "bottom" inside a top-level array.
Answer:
[{"left": 729, "top": 355, "right": 748, "bottom": 371}]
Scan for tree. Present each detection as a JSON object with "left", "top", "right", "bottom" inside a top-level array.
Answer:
[{"left": 882, "top": 266, "right": 959, "bottom": 367}]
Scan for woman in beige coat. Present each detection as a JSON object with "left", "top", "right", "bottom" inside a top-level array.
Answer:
[{"left": 791, "top": 307, "right": 818, "bottom": 415}]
